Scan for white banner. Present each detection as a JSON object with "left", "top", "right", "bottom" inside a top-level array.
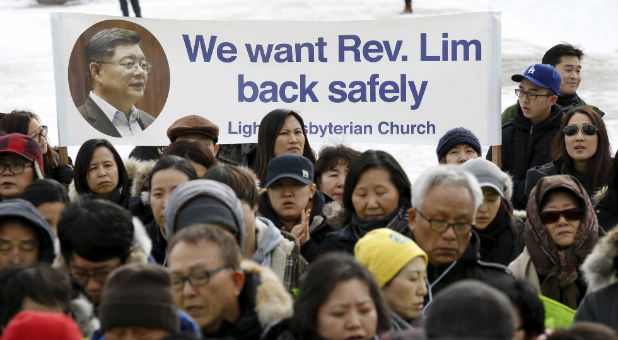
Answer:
[{"left": 51, "top": 12, "right": 501, "bottom": 146}]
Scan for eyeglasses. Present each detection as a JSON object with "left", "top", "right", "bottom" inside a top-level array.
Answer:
[
  {"left": 29, "top": 125, "right": 48, "bottom": 142},
  {"left": 415, "top": 209, "right": 473, "bottom": 236},
  {"left": 563, "top": 124, "right": 598, "bottom": 136},
  {"left": 514, "top": 89, "right": 554, "bottom": 101},
  {"left": 0, "top": 162, "right": 33, "bottom": 175},
  {"left": 71, "top": 267, "right": 115, "bottom": 285},
  {"left": 539, "top": 208, "right": 584, "bottom": 224},
  {"left": 171, "top": 265, "right": 232, "bottom": 291},
  {"left": 98, "top": 60, "right": 152, "bottom": 73}
]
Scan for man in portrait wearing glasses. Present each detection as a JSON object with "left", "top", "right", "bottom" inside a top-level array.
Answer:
[
  {"left": 57, "top": 200, "right": 141, "bottom": 306},
  {"left": 408, "top": 165, "right": 511, "bottom": 305},
  {"left": 79, "top": 27, "right": 155, "bottom": 137},
  {"left": 487, "top": 63, "right": 563, "bottom": 209}
]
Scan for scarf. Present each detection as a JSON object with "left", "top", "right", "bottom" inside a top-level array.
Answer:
[
  {"left": 476, "top": 200, "right": 519, "bottom": 265},
  {"left": 349, "top": 207, "right": 411, "bottom": 241},
  {"left": 525, "top": 175, "right": 602, "bottom": 308}
]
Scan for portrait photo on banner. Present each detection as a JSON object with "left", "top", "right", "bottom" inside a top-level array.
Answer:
[{"left": 67, "top": 19, "right": 170, "bottom": 138}]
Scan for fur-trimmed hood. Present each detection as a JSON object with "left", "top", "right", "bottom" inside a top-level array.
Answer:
[
  {"left": 240, "top": 260, "right": 293, "bottom": 329},
  {"left": 581, "top": 225, "right": 618, "bottom": 292}
]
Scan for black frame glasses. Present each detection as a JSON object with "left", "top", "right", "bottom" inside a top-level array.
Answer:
[
  {"left": 539, "top": 208, "right": 584, "bottom": 224},
  {"left": 29, "top": 125, "right": 47, "bottom": 142},
  {"left": 70, "top": 266, "right": 116, "bottom": 285},
  {"left": 171, "top": 265, "right": 232, "bottom": 291},
  {"left": 415, "top": 209, "right": 473, "bottom": 236},
  {"left": 0, "top": 162, "right": 33, "bottom": 175},
  {"left": 563, "top": 124, "right": 598, "bottom": 136},
  {"left": 514, "top": 89, "right": 554, "bottom": 101},
  {"left": 98, "top": 60, "right": 152, "bottom": 73}
]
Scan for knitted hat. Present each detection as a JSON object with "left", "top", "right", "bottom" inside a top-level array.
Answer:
[
  {"left": 512, "top": 64, "right": 562, "bottom": 96},
  {"left": 436, "top": 128, "right": 481, "bottom": 161},
  {"left": 1, "top": 311, "right": 82, "bottom": 340},
  {"left": 354, "top": 228, "right": 428, "bottom": 287},
  {"left": 167, "top": 115, "right": 219, "bottom": 143},
  {"left": 100, "top": 263, "right": 179, "bottom": 333},
  {"left": 461, "top": 158, "right": 513, "bottom": 200},
  {"left": 425, "top": 280, "right": 515, "bottom": 340},
  {"left": 265, "top": 154, "right": 314, "bottom": 188},
  {"left": 0, "top": 133, "right": 45, "bottom": 179}
]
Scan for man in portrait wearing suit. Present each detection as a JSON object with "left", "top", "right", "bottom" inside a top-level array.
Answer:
[{"left": 79, "top": 28, "right": 155, "bottom": 137}]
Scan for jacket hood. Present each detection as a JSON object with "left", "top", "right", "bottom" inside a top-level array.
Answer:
[
  {"left": 164, "top": 179, "right": 246, "bottom": 250},
  {"left": 581, "top": 226, "right": 618, "bottom": 292},
  {"left": 0, "top": 199, "right": 56, "bottom": 264},
  {"left": 124, "top": 157, "right": 156, "bottom": 201},
  {"left": 254, "top": 216, "right": 284, "bottom": 259},
  {"left": 241, "top": 260, "right": 293, "bottom": 328}
]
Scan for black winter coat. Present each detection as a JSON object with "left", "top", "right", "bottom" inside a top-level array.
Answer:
[
  {"left": 419, "top": 231, "right": 512, "bottom": 305},
  {"left": 476, "top": 200, "right": 525, "bottom": 266},
  {"left": 574, "top": 281, "right": 618, "bottom": 332},
  {"left": 487, "top": 104, "right": 563, "bottom": 209}
]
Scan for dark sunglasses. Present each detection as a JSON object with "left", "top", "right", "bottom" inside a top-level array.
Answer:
[
  {"left": 563, "top": 124, "right": 598, "bottom": 136},
  {"left": 539, "top": 208, "right": 584, "bottom": 224}
]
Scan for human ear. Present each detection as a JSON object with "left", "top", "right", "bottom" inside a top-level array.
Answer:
[{"left": 408, "top": 208, "right": 417, "bottom": 232}]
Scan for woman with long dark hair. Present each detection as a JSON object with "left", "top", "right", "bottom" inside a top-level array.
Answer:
[
  {"left": 248, "top": 109, "right": 316, "bottom": 186},
  {"left": 72, "top": 139, "right": 130, "bottom": 207},
  {"left": 525, "top": 106, "right": 612, "bottom": 202},
  {"left": 322, "top": 150, "right": 412, "bottom": 254}
]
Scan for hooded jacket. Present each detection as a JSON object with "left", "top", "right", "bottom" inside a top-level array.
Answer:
[
  {"left": 212, "top": 260, "right": 293, "bottom": 340},
  {"left": 253, "top": 216, "right": 308, "bottom": 293},
  {"left": 419, "top": 230, "right": 511, "bottom": 307},
  {"left": 164, "top": 179, "right": 246, "bottom": 250},
  {"left": 574, "top": 226, "right": 618, "bottom": 330},
  {"left": 500, "top": 94, "right": 604, "bottom": 125},
  {"left": 487, "top": 103, "right": 564, "bottom": 209},
  {"left": 0, "top": 199, "right": 56, "bottom": 264},
  {"left": 258, "top": 190, "right": 340, "bottom": 262}
]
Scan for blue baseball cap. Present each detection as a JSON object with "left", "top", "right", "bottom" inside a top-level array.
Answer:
[
  {"left": 265, "top": 154, "right": 314, "bottom": 188},
  {"left": 512, "top": 64, "right": 561, "bottom": 96}
]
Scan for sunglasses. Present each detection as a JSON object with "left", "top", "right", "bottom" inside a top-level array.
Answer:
[
  {"left": 539, "top": 208, "right": 584, "bottom": 224},
  {"left": 563, "top": 124, "right": 598, "bottom": 136}
]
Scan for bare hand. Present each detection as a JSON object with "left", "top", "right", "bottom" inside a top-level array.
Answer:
[{"left": 290, "top": 209, "right": 311, "bottom": 246}]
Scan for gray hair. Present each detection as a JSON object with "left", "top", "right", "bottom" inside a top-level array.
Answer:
[
  {"left": 85, "top": 28, "right": 141, "bottom": 77},
  {"left": 412, "top": 165, "right": 483, "bottom": 211}
]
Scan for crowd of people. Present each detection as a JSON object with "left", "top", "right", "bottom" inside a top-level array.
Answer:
[{"left": 0, "top": 42, "right": 618, "bottom": 340}]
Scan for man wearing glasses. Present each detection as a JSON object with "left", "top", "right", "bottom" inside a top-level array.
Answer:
[
  {"left": 487, "top": 63, "right": 563, "bottom": 209},
  {"left": 408, "top": 165, "right": 510, "bottom": 307},
  {"left": 167, "top": 224, "right": 292, "bottom": 339},
  {"left": 79, "top": 27, "right": 155, "bottom": 137},
  {"left": 57, "top": 200, "right": 139, "bottom": 306}
]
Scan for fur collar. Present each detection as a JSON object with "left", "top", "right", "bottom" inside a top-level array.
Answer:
[
  {"left": 241, "top": 260, "right": 293, "bottom": 328},
  {"left": 125, "top": 157, "right": 156, "bottom": 198},
  {"left": 322, "top": 201, "right": 345, "bottom": 229},
  {"left": 581, "top": 225, "right": 618, "bottom": 292}
]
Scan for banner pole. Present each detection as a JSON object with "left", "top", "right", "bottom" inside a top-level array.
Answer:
[{"left": 491, "top": 145, "right": 502, "bottom": 168}]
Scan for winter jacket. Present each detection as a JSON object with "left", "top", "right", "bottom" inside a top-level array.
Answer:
[
  {"left": 145, "top": 220, "right": 167, "bottom": 265},
  {"left": 321, "top": 205, "right": 411, "bottom": 255},
  {"left": 525, "top": 159, "right": 603, "bottom": 204},
  {"left": 45, "top": 149, "right": 73, "bottom": 184},
  {"left": 252, "top": 216, "right": 308, "bottom": 293},
  {"left": 500, "top": 94, "right": 604, "bottom": 125},
  {"left": 419, "top": 231, "right": 511, "bottom": 307},
  {"left": 0, "top": 199, "right": 56, "bottom": 264},
  {"left": 90, "top": 309, "right": 202, "bottom": 340},
  {"left": 487, "top": 104, "right": 564, "bottom": 209},
  {"left": 574, "top": 226, "right": 618, "bottom": 331},
  {"left": 593, "top": 187, "right": 618, "bottom": 232},
  {"left": 509, "top": 175, "right": 603, "bottom": 309},
  {"left": 257, "top": 190, "right": 339, "bottom": 262},
  {"left": 210, "top": 261, "right": 293, "bottom": 340},
  {"left": 476, "top": 200, "right": 525, "bottom": 266}
]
